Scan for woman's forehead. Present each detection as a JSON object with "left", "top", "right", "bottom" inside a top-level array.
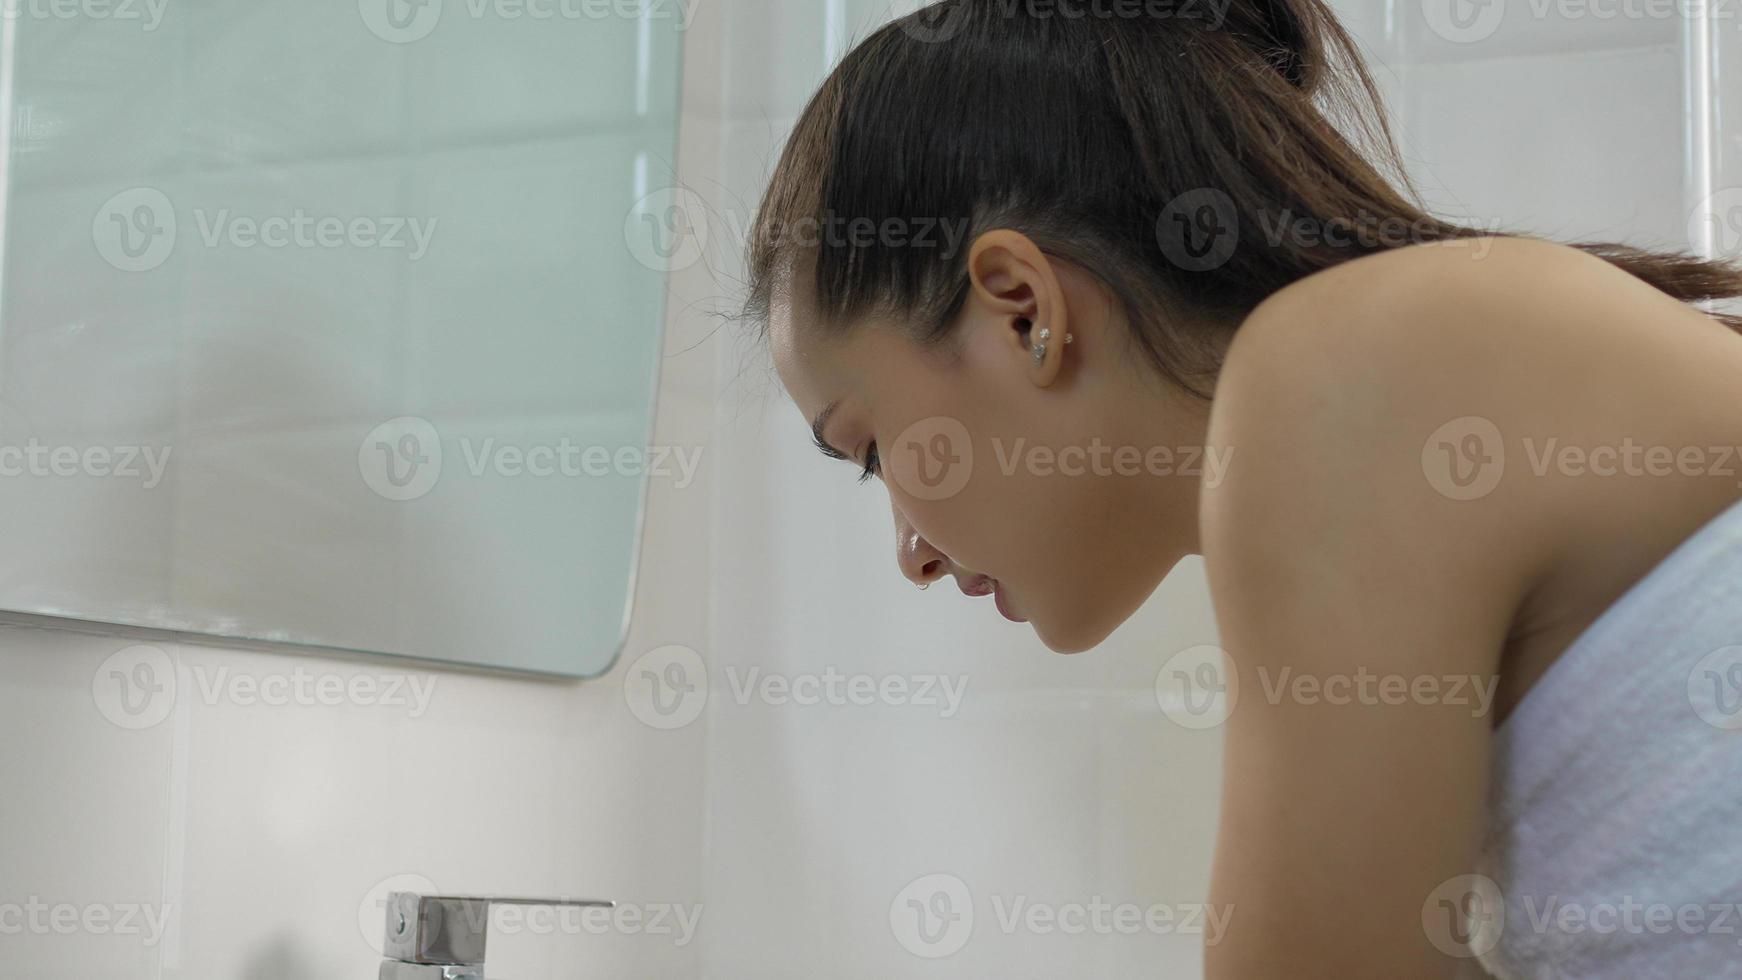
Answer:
[{"left": 768, "top": 287, "right": 838, "bottom": 413}]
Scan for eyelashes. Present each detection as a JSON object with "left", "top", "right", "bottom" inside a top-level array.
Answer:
[
  {"left": 857, "top": 441, "right": 881, "bottom": 483},
  {"left": 812, "top": 425, "right": 880, "bottom": 484}
]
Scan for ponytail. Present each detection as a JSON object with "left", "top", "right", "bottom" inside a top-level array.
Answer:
[{"left": 745, "top": 0, "right": 1742, "bottom": 383}]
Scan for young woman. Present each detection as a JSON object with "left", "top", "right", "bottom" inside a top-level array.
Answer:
[{"left": 742, "top": 2, "right": 1742, "bottom": 976}]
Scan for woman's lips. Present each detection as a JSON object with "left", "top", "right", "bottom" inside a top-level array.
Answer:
[
  {"left": 993, "top": 583, "right": 1027, "bottom": 623},
  {"left": 958, "top": 575, "right": 995, "bottom": 598},
  {"left": 955, "top": 574, "right": 1027, "bottom": 623},
  {"left": 989, "top": 581, "right": 1024, "bottom": 619}
]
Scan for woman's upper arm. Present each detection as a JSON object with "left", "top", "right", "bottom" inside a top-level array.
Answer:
[{"left": 1198, "top": 241, "right": 1576, "bottom": 978}]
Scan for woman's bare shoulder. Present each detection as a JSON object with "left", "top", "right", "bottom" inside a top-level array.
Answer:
[
  {"left": 1201, "top": 232, "right": 1742, "bottom": 653},
  {"left": 1192, "top": 236, "right": 1652, "bottom": 976},
  {"left": 1199, "top": 236, "right": 1667, "bottom": 653},
  {"left": 1223, "top": 235, "right": 1639, "bottom": 398}
]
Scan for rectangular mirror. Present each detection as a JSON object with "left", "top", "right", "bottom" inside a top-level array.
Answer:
[{"left": 0, "top": 0, "right": 687, "bottom": 676}]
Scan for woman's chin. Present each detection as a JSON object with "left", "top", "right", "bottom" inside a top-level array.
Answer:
[
  {"left": 1025, "top": 615, "right": 1109, "bottom": 656},
  {"left": 993, "top": 583, "right": 1124, "bottom": 654}
]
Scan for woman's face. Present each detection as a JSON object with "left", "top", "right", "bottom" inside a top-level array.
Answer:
[{"left": 769, "top": 231, "right": 1214, "bottom": 653}]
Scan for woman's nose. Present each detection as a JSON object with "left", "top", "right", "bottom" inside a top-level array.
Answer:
[{"left": 892, "top": 503, "right": 949, "bottom": 588}]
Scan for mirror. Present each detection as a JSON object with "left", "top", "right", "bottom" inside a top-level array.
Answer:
[{"left": 0, "top": 0, "right": 687, "bottom": 677}]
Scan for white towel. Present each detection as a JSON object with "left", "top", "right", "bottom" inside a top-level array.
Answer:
[{"left": 1475, "top": 498, "right": 1742, "bottom": 979}]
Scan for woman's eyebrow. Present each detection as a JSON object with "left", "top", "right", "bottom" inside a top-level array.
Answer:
[{"left": 810, "top": 399, "right": 847, "bottom": 460}]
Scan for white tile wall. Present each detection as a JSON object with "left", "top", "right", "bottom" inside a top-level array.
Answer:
[
  {"left": 695, "top": 3, "right": 1224, "bottom": 977},
  {"left": 1401, "top": 0, "right": 1680, "bottom": 63},
  {"left": 1395, "top": 44, "right": 1688, "bottom": 244},
  {"left": 1709, "top": 14, "right": 1742, "bottom": 312}
]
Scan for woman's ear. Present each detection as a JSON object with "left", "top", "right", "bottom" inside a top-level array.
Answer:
[{"left": 966, "top": 229, "right": 1072, "bottom": 387}]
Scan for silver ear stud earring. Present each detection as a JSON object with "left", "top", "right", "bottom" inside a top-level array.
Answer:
[
  {"left": 918, "top": 582, "right": 930, "bottom": 591},
  {"left": 1031, "top": 327, "right": 1074, "bottom": 363}
]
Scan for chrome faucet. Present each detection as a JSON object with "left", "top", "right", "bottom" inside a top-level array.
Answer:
[{"left": 378, "top": 892, "right": 615, "bottom": 979}]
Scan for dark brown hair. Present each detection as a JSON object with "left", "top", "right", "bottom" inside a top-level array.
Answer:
[{"left": 743, "top": 0, "right": 1742, "bottom": 396}]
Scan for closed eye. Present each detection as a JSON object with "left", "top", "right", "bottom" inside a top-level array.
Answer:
[
  {"left": 809, "top": 400, "right": 880, "bottom": 484},
  {"left": 857, "top": 441, "right": 880, "bottom": 483},
  {"left": 807, "top": 432, "right": 880, "bottom": 483}
]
